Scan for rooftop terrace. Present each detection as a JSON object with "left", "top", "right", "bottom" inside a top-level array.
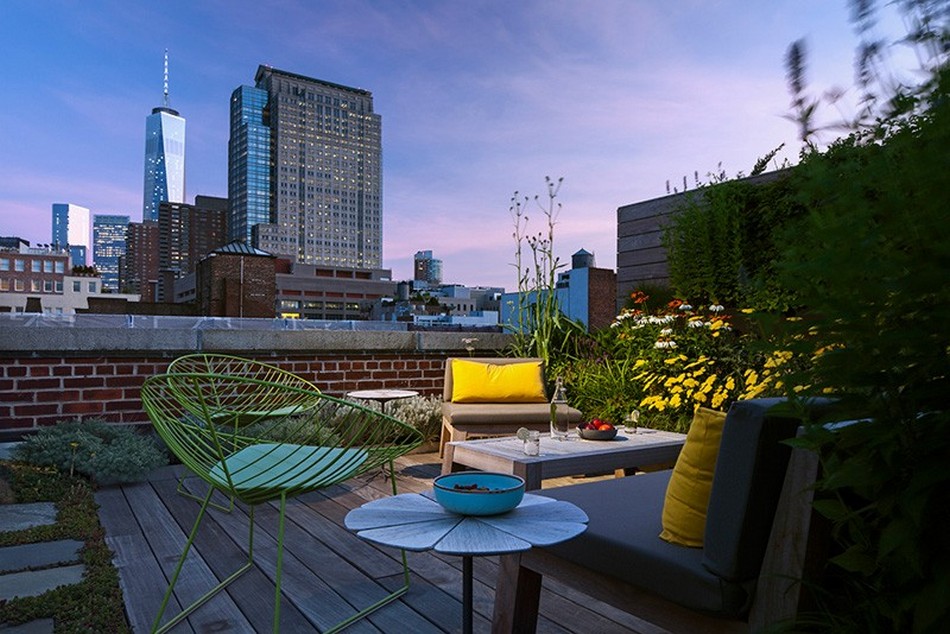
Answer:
[{"left": 98, "top": 452, "right": 646, "bottom": 633}]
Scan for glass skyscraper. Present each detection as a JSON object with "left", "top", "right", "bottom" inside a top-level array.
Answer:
[
  {"left": 51, "top": 203, "right": 91, "bottom": 268},
  {"left": 93, "top": 214, "right": 129, "bottom": 292},
  {"left": 227, "top": 86, "right": 272, "bottom": 244},
  {"left": 143, "top": 53, "right": 185, "bottom": 222},
  {"left": 228, "top": 65, "right": 382, "bottom": 268}
]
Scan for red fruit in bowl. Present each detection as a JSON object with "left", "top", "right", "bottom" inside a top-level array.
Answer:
[{"left": 597, "top": 423, "right": 614, "bottom": 431}]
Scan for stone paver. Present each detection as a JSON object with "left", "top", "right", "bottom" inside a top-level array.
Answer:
[
  {"left": 0, "top": 503, "right": 57, "bottom": 533},
  {"left": 0, "top": 564, "right": 86, "bottom": 601},
  {"left": 0, "top": 618, "right": 55, "bottom": 633},
  {"left": 0, "top": 540, "right": 84, "bottom": 574},
  {"left": 0, "top": 442, "right": 21, "bottom": 461}
]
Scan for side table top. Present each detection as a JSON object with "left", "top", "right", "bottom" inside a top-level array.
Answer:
[
  {"left": 346, "top": 389, "right": 419, "bottom": 401},
  {"left": 345, "top": 492, "right": 588, "bottom": 556}
]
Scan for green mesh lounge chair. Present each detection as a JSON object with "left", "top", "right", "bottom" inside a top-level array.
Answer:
[
  {"left": 165, "top": 354, "right": 323, "bottom": 512},
  {"left": 141, "top": 367, "right": 424, "bottom": 634}
]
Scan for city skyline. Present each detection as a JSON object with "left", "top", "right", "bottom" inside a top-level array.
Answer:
[{"left": 0, "top": 1, "right": 913, "bottom": 290}]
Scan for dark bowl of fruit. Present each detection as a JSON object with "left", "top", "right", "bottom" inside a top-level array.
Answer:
[
  {"left": 577, "top": 419, "right": 618, "bottom": 440},
  {"left": 432, "top": 471, "right": 526, "bottom": 515}
]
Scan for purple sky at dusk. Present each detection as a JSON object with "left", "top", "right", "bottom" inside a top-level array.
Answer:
[{"left": 0, "top": 1, "right": 911, "bottom": 290}]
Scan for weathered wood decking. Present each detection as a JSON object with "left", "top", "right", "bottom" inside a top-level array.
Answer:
[{"left": 95, "top": 452, "right": 657, "bottom": 633}]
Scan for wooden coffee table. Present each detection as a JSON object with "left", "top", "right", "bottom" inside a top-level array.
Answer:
[{"left": 442, "top": 429, "right": 686, "bottom": 490}]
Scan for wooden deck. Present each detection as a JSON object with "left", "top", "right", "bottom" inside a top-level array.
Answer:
[{"left": 95, "top": 451, "right": 658, "bottom": 633}]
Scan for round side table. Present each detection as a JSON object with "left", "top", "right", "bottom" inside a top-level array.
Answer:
[{"left": 345, "top": 491, "right": 588, "bottom": 634}]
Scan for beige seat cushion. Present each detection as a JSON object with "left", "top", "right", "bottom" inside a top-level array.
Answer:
[{"left": 443, "top": 401, "right": 581, "bottom": 425}]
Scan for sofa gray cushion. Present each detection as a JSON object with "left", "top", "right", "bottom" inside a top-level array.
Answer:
[
  {"left": 540, "top": 473, "right": 753, "bottom": 616},
  {"left": 702, "top": 398, "right": 802, "bottom": 582}
]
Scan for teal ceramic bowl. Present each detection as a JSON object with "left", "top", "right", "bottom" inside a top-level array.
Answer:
[{"left": 432, "top": 471, "right": 526, "bottom": 516}]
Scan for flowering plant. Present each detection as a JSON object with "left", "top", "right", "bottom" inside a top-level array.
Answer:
[{"left": 602, "top": 292, "right": 798, "bottom": 430}]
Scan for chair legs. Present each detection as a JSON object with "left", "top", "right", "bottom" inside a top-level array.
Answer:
[
  {"left": 274, "top": 494, "right": 287, "bottom": 633},
  {"left": 320, "top": 459, "right": 412, "bottom": 634},
  {"left": 151, "top": 489, "right": 254, "bottom": 634},
  {"left": 154, "top": 460, "right": 413, "bottom": 634}
]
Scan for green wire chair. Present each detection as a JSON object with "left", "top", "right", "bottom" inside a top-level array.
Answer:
[
  {"left": 141, "top": 367, "right": 424, "bottom": 634},
  {"left": 165, "top": 353, "right": 323, "bottom": 512}
]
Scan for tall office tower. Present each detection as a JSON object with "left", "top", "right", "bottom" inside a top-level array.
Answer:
[
  {"left": 93, "top": 214, "right": 129, "bottom": 292},
  {"left": 158, "top": 195, "right": 227, "bottom": 276},
  {"left": 413, "top": 250, "right": 443, "bottom": 285},
  {"left": 143, "top": 51, "right": 186, "bottom": 222},
  {"left": 228, "top": 65, "right": 382, "bottom": 268},
  {"left": 51, "top": 203, "right": 91, "bottom": 268},
  {"left": 227, "top": 85, "right": 271, "bottom": 245},
  {"left": 121, "top": 220, "right": 160, "bottom": 300}
]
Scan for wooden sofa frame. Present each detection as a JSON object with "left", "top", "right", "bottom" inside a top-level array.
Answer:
[{"left": 492, "top": 416, "right": 825, "bottom": 633}]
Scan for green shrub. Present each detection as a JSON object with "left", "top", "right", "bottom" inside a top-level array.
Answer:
[
  {"left": 389, "top": 394, "right": 444, "bottom": 443},
  {"left": 560, "top": 357, "right": 643, "bottom": 427},
  {"left": 14, "top": 419, "right": 168, "bottom": 485},
  {"left": 663, "top": 168, "right": 803, "bottom": 311},
  {"left": 770, "top": 71, "right": 950, "bottom": 633},
  {"left": 766, "top": 6, "right": 950, "bottom": 627}
]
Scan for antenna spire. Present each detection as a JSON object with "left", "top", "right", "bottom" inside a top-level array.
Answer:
[{"left": 163, "top": 49, "right": 169, "bottom": 108}]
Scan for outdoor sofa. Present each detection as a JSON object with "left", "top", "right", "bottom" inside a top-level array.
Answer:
[
  {"left": 439, "top": 357, "right": 582, "bottom": 456},
  {"left": 493, "top": 397, "right": 827, "bottom": 633}
]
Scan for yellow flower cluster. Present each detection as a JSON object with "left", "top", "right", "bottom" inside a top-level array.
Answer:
[
  {"left": 636, "top": 348, "right": 798, "bottom": 418},
  {"left": 637, "top": 355, "right": 731, "bottom": 414}
]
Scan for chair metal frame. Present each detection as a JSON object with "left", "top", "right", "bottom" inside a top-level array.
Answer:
[
  {"left": 141, "top": 364, "right": 424, "bottom": 633},
  {"left": 166, "top": 353, "right": 322, "bottom": 513}
]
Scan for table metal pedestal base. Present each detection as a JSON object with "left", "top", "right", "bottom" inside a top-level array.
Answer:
[{"left": 462, "top": 555, "right": 473, "bottom": 634}]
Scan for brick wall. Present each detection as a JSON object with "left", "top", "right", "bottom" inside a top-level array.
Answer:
[
  {"left": 587, "top": 267, "right": 618, "bottom": 330},
  {"left": 0, "top": 352, "right": 452, "bottom": 435},
  {"left": 0, "top": 320, "right": 512, "bottom": 436}
]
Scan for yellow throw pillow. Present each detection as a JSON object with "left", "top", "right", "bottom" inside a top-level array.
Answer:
[
  {"left": 659, "top": 407, "right": 728, "bottom": 547},
  {"left": 450, "top": 359, "right": 547, "bottom": 403}
]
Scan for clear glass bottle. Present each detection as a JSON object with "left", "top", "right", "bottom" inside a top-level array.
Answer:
[{"left": 550, "top": 377, "right": 570, "bottom": 441}]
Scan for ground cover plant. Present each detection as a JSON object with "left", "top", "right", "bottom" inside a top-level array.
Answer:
[{"left": 0, "top": 461, "right": 129, "bottom": 632}]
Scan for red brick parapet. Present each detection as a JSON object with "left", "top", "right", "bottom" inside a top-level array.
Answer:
[{"left": 0, "top": 325, "right": 511, "bottom": 435}]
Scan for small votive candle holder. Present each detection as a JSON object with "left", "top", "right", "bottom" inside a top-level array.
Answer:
[{"left": 523, "top": 430, "right": 540, "bottom": 456}]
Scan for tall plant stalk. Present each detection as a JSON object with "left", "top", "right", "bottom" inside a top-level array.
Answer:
[{"left": 507, "top": 176, "right": 570, "bottom": 365}]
